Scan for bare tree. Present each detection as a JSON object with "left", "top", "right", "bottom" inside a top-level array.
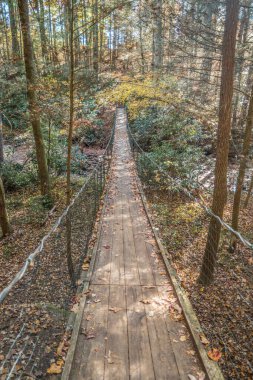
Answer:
[
  {"left": 198, "top": 0, "right": 240, "bottom": 285},
  {"left": 17, "top": 0, "right": 50, "bottom": 195}
]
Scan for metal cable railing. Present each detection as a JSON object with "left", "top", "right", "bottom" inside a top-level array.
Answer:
[
  {"left": 0, "top": 113, "right": 115, "bottom": 378},
  {"left": 126, "top": 110, "right": 253, "bottom": 380}
]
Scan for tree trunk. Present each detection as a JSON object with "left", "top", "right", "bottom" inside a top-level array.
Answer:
[
  {"left": 0, "top": 115, "right": 4, "bottom": 163},
  {"left": 138, "top": 0, "right": 145, "bottom": 75},
  {"left": 34, "top": 0, "right": 48, "bottom": 61},
  {"left": 7, "top": 0, "right": 21, "bottom": 61},
  {"left": 93, "top": 0, "right": 99, "bottom": 78},
  {"left": 230, "top": 85, "right": 253, "bottom": 251},
  {"left": 152, "top": 0, "right": 163, "bottom": 72},
  {"left": 244, "top": 172, "right": 253, "bottom": 208},
  {"left": 198, "top": 0, "right": 240, "bottom": 285},
  {"left": 0, "top": 177, "right": 11, "bottom": 237},
  {"left": 66, "top": 0, "right": 75, "bottom": 286},
  {"left": 17, "top": 0, "right": 50, "bottom": 196}
]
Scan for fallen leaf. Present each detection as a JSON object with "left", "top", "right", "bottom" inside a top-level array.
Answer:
[
  {"left": 57, "top": 341, "right": 64, "bottom": 356},
  {"left": 107, "top": 350, "right": 114, "bottom": 364},
  {"left": 140, "top": 299, "right": 151, "bottom": 304},
  {"left": 82, "top": 263, "right": 90, "bottom": 271},
  {"left": 188, "top": 375, "right": 197, "bottom": 380},
  {"left": 186, "top": 350, "right": 195, "bottom": 356},
  {"left": 173, "top": 304, "right": 182, "bottom": 314},
  {"left": 109, "top": 307, "right": 122, "bottom": 313},
  {"left": 208, "top": 348, "right": 222, "bottom": 361},
  {"left": 180, "top": 335, "right": 187, "bottom": 342},
  {"left": 0, "top": 355, "right": 4, "bottom": 361},
  {"left": 47, "top": 362, "right": 63, "bottom": 375},
  {"left": 71, "top": 303, "right": 79, "bottom": 313},
  {"left": 200, "top": 334, "right": 210, "bottom": 345}
]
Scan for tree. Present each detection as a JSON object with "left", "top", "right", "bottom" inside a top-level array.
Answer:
[
  {"left": 66, "top": 0, "right": 75, "bottom": 286},
  {"left": 0, "top": 114, "right": 4, "bottom": 163},
  {"left": 17, "top": 0, "right": 50, "bottom": 196},
  {"left": 34, "top": 0, "right": 49, "bottom": 61},
  {"left": 7, "top": 0, "right": 21, "bottom": 61},
  {"left": 198, "top": 0, "right": 240, "bottom": 285},
  {"left": 0, "top": 177, "right": 11, "bottom": 237},
  {"left": 152, "top": 0, "right": 163, "bottom": 72},
  {"left": 230, "top": 85, "right": 253, "bottom": 251}
]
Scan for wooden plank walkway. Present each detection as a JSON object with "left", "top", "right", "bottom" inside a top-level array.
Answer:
[{"left": 67, "top": 108, "right": 204, "bottom": 380}]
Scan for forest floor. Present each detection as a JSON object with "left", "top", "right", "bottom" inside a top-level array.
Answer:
[
  {"left": 147, "top": 190, "right": 253, "bottom": 379},
  {"left": 0, "top": 111, "right": 113, "bottom": 292}
]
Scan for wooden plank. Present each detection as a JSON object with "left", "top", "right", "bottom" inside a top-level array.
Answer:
[
  {"left": 138, "top": 174, "right": 224, "bottom": 380},
  {"left": 70, "top": 285, "right": 109, "bottom": 379},
  {"left": 141, "top": 286, "right": 180, "bottom": 379},
  {"left": 129, "top": 196, "right": 155, "bottom": 286},
  {"left": 104, "top": 285, "right": 129, "bottom": 380},
  {"left": 157, "top": 285, "right": 201, "bottom": 380},
  {"left": 91, "top": 197, "right": 114, "bottom": 285},
  {"left": 145, "top": 240, "right": 170, "bottom": 286},
  {"left": 126, "top": 285, "right": 155, "bottom": 380},
  {"left": 122, "top": 195, "right": 140, "bottom": 286},
  {"left": 110, "top": 193, "right": 125, "bottom": 285}
]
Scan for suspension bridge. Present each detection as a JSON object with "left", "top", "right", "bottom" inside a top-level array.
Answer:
[{"left": 1, "top": 107, "right": 249, "bottom": 379}]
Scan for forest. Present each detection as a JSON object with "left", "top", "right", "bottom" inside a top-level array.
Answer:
[{"left": 0, "top": 0, "right": 252, "bottom": 379}]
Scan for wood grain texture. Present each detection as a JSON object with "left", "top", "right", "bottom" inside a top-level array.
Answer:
[{"left": 64, "top": 108, "right": 205, "bottom": 380}]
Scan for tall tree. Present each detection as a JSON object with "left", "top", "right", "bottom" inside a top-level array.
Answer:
[
  {"left": 152, "top": 0, "right": 163, "bottom": 72},
  {"left": 230, "top": 85, "right": 253, "bottom": 250},
  {"left": 7, "top": 0, "right": 21, "bottom": 61},
  {"left": 0, "top": 114, "right": 4, "bottom": 163},
  {"left": 66, "top": 0, "right": 75, "bottom": 285},
  {"left": 198, "top": 0, "right": 240, "bottom": 285},
  {"left": 17, "top": 0, "right": 50, "bottom": 195},
  {"left": 34, "top": 0, "right": 48, "bottom": 61}
]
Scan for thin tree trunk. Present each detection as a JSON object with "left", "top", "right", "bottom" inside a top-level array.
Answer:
[
  {"left": 198, "top": 0, "right": 240, "bottom": 285},
  {"left": 0, "top": 177, "right": 11, "bottom": 237},
  {"left": 0, "top": 115, "right": 4, "bottom": 163},
  {"left": 66, "top": 0, "right": 75, "bottom": 286},
  {"left": 7, "top": 0, "right": 21, "bottom": 61},
  {"left": 35, "top": 0, "right": 48, "bottom": 61},
  {"left": 152, "top": 0, "right": 163, "bottom": 72},
  {"left": 244, "top": 172, "right": 253, "bottom": 208},
  {"left": 138, "top": 0, "right": 145, "bottom": 75},
  {"left": 17, "top": 0, "right": 50, "bottom": 196},
  {"left": 93, "top": 0, "right": 99, "bottom": 78},
  {"left": 230, "top": 85, "right": 253, "bottom": 250}
]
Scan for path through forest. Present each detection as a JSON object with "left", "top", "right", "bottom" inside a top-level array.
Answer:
[{"left": 64, "top": 108, "right": 204, "bottom": 379}]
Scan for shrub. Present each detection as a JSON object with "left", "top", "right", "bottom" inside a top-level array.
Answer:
[
  {"left": 0, "top": 161, "right": 37, "bottom": 191},
  {"left": 130, "top": 106, "right": 203, "bottom": 188}
]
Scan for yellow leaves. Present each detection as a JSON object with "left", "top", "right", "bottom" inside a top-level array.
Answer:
[
  {"left": 208, "top": 348, "right": 222, "bottom": 362},
  {"left": 97, "top": 76, "right": 180, "bottom": 120},
  {"left": 47, "top": 359, "right": 64, "bottom": 375}
]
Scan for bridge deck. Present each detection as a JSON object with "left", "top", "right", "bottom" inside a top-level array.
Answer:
[{"left": 68, "top": 109, "right": 203, "bottom": 379}]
